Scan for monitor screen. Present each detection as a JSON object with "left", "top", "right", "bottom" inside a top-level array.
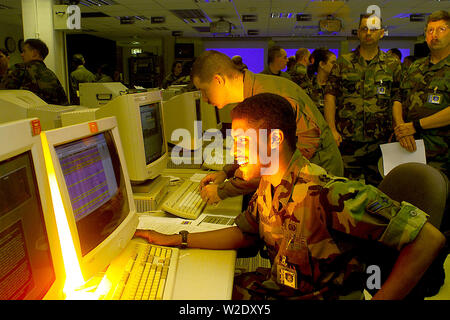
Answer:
[
  {"left": 140, "top": 102, "right": 165, "bottom": 165},
  {"left": 0, "top": 151, "right": 56, "bottom": 300},
  {"left": 54, "top": 131, "right": 129, "bottom": 256}
]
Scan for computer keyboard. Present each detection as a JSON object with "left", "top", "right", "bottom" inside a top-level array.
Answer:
[
  {"left": 161, "top": 179, "right": 206, "bottom": 219},
  {"left": 107, "top": 242, "right": 178, "bottom": 300}
]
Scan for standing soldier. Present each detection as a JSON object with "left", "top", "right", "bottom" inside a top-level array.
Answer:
[
  {"left": 70, "top": 53, "right": 96, "bottom": 104},
  {"left": 324, "top": 14, "right": 402, "bottom": 185},
  {"left": 260, "top": 46, "right": 291, "bottom": 80},
  {"left": 289, "top": 48, "right": 312, "bottom": 92},
  {"left": 306, "top": 48, "right": 337, "bottom": 115},
  {"left": 393, "top": 10, "right": 449, "bottom": 180},
  {"left": 0, "top": 38, "right": 68, "bottom": 105}
]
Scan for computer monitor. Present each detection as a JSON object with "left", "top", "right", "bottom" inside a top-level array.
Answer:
[
  {"left": 95, "top": 91, "right": 168, "bottom": 184},
  {"left": 27, "top": 105, "right": 86, "bottom": 131},
  {"left": 0, "top": 90, "right": 47, "bottom": 124},
  {"left": 200, "top": 97, "right": 222, "bottom": 132},
  {"left": 162, "top": 91, "right": 204, "bottom": 151},
  {"left": 79, "top": 82, "right": 128, "bottom": 108},
  {"left": 41, "top": 117, "right": 138, "bottom": 282},
  {"left": 0, "top": 90, "right": 89, "bottom": 131},
  {"left": 0, "top": 118, "right": 65, "bottom": 300}
]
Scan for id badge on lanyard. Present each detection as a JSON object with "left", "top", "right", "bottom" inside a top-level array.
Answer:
[
  {"left": 377, "top": 79, "right": 386, "bottom": 95},
  {"left": 276, "top": 226, "right": 298, "bottom": 289},
  {"left": 427, "top": 87, "right": 442, "bottom": 105},
  {"left": 277, "top": 255, "right": 298, "bottom": 289}
]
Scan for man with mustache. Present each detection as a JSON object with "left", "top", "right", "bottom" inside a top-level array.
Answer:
[
  {"left": 324, "top": 14, "right": 402, "bottom": 186},
  {"left": 393, "top": 10, "right": 449, "bottom": 187}
]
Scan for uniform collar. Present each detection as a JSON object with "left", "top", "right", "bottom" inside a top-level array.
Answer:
[
  {"left": 258, "top": 149, "right": 308, "bottom": 208},
  {"left": 26, "top": 59, "right": 45, "bottom": 66},
  {"left": 428, "top": 53, "right": 450, "bottom": 70},
  {"left": 352, "top": 45, "right": 384, "bottom": 65},
  {"left": 243, "top": 69, "right": 256, "bottom": 98},
  {"left": 262, "top": 65, "right": 281, "bottom": 76}
]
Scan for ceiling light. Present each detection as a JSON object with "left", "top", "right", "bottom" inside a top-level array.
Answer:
[{"left": 80, "top": 0, "right": 117, "bottom": 7}]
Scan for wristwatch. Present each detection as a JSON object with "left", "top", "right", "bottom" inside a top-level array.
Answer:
[{"left": 179, "top": 230, "right": 189, "bottom": 249}]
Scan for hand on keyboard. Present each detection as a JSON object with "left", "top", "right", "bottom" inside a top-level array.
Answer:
[
  {"left": 199, "top": 184, "right": 221, "bottom": 205},
  {"left": 134, "top": 230, "right": 180, "bottom": 247},
  {"left": 199, "top": 171, "right": 227, "bottom": 191}
]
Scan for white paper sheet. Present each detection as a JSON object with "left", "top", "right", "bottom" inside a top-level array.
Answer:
[
  {"left": 137, "top": 213, "right": 235, "bottom": 234},
  {"left": 380, "top": 139, "right": 426, "bottom": 176}
]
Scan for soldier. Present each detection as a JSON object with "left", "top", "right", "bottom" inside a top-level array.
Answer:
[
  {"left": 387, "top": 48, "right": 402, "bottom": 62},
  {"left": 324, "top": 14, "right": 402, "bottom": 185},
  {"left": 306, "top": 48, "right": 337, "bottom": 115},
  {"left": 393, "top": 10, "right": 450, "bottom": 180},
  {"left": 0, "top": 38, "right": 68, "bottom": 105},
  {"left": 70, "top": 53, "right": 96, "bottom": 104},
  {"left": 161, "top": 61, "right": 183, "bottom": 89},
  {"left": 260, "top": 45, "right": 291, "bottom": 80},
  {"left": 190, "top": 50, "right": 343, "bottom": 204},
  {"left": 0, "top": 48, "right": 10, "bottom": 83},
  {"left": 289, "top": 48, "right": 312, "bottom": 91},
  {"left": 135, "top": 93, "right": 445, "bottom": 300}
]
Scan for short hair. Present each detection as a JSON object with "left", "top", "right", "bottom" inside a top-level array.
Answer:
[
  {"left": 231, "top": 55, "right": 243, "bottom": 64},
  {"left": 72, "top": 53, "right": 85, "bottom": 66},
  {"left": 191, "top": 50, "right": 243, "bottom": 83},
  {"left": 307, "top": 48, "right": 335, "bottom": 78},
  {"left": 295, "top": 48, "right": 310, "bottom": 62},
  {"left": 388, "top": 48, "right": 402, "bottom": 61},
  {"left": 231, "top": 93, "right": 297, "bottom": 151},
  {"left": 426, "top": 10, "right": 449, "bottom": 28},
  {"left": 287, "top": 56, "right": 296, "bottom": 70},
  {"left": 24, "top": 39, "right": 49, "bottom": 59},
  {"left": 267, "top": 45, "right": 283, "bottom": 64},
  {"left": 359, "top": 13, "right": 383, "bottom": 29},
  {"left": 0, "top": 48, "right": 9, "bottom": 57}
]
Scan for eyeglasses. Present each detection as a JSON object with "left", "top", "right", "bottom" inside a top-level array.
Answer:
[
  {"left": 359, "top": 27, "right": 382, "bottom": 33},
  {"left": 425, "top": 26, "right": 448, "bottom": 35}
]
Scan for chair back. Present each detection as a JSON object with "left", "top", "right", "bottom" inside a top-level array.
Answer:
[{"left": 378, "top": 162, "right": 448, "bottom": 229}]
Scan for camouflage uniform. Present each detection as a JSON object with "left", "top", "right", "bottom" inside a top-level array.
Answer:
[
  {"left": 308, "top": 74, "right": 326, "bottom": 115},
  {"left": 232, "top": 149, "right": 428, "bottom": 300},
  {"left": 217, "top": 70, "right": 344, "bottom": 200},
  {"left": 288, "top": 64, "right": 313, "bottom": 93},
  {"left": 400, "top": 54, "right": 449, "bottom": 178},
  {"left": 161, "top": 73, "right": 190, "bottom": 89},
  {"left": 259, "top": 66, "right": 292, "bottom": 80},
  {"left": 325, "top": 47, "right": 402, "bottom": 185},
  {"left": 0, "top": 60, "right": 68, "bottom": 105}
]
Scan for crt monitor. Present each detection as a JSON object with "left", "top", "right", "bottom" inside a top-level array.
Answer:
[
  {"left": 200, "top": 95, "right": 222, "bottom": 132},
  {"left": 0, "top": 118, "right": 65, "bottom": 300},
  {"left": 0, "top": 90, "right": 47, "bottom": 125},
  {"left": 95, "top": 91, "right": 168, "bottom": 184},
  {"left": 41, "top": 117, "right": 138, "bottom": 282},
  {"left": 0, "top": 90, "right": 88, "bottom": 130},
  {"left": 79, "top": 82, "right": 128, "bottom": 108},
  {"left": 162, "top": 90, "right": 204, "bottom": 151}
]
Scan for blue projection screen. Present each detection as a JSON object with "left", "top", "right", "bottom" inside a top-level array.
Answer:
[{"left": 205, "top": 48, "right": 265, "bottom": 74}]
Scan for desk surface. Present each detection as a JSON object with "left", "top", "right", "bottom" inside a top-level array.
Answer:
[{"left": 137, "top": 168, "right": 242, "bottom": 300}]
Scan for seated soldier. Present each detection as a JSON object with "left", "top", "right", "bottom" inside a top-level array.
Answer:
[{"left": 135, "top": 93, "right": 445, "bottom": 300}]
